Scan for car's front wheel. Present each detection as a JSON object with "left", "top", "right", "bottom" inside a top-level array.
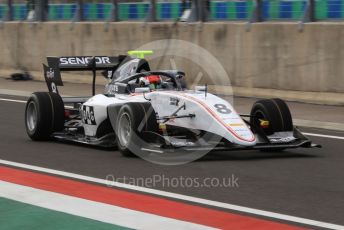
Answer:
[
  {"left": 250, "top": 98, "right": 293, "bottom": 135},
  {"left": 115, "top": 103, "right": 158, "bottom": 157},
  {"left": 250, "top": 98, "right": 293, "bottom": 152}
]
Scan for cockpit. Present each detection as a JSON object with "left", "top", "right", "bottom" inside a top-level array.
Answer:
[
  {"left": 102, "top": 53, "right": 186, "bottom": 95},
  {"left": 104, "top": 70, "right": 186, "bottom": 95}
]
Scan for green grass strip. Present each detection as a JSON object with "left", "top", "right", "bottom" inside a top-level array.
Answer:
[{"left": 0, "top": 198, "right": 131, "bottom": 230}]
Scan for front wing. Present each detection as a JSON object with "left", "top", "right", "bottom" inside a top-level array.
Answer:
[{"left": 140, "top": 127, "right": 321, "bottom": 154}]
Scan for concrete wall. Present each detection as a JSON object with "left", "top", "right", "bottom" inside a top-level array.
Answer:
[{"left": 1, "top": 21, "right": 344, "bottom": 93}]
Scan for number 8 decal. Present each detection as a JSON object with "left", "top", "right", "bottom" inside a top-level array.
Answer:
[{"left": 214, "top": 104, "right": 231, "bottom": 114}]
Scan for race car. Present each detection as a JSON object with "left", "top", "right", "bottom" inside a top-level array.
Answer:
[{"left": 25, "top": 51, "right": 320, "bottom": 159}]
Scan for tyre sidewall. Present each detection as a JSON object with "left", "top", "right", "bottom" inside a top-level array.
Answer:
[
  {"left": 25, "top": 92, "right": 54, "bottom": 140},
  {"left": 251, "top": 100, "right": 283, "bottom": 135},
  {"left": 250, "top": 99, "right": 293, "bottom": 135},
  {"left": 115, "top": 103, "right": 157, "bottom": 156},
  {"left": 49, "top": 92, "right": 65, "bottom": 132},
  {"left": 272, "top": 98, "right": 293, "bottom": 131}
]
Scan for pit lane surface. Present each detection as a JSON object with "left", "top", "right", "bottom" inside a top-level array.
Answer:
[{"left": 0, "top": 96, "right": 344, "bottom": 229}]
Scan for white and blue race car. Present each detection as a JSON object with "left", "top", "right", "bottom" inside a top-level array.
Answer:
[{"left": 25, "top": 52, "right": 320, "bottom": 159}]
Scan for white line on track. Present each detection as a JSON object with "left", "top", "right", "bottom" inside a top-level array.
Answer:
[
  {"left": 0, "top": 98, "right": 26, "bottom": 103},
  {"left": 0, "top": 159, "right": 343, "bottom": 230},
  {"left": 1, "top": 97, "right": 343, "bottom": 141},
  {"left": 303, "top": 132, "right": 344, "bottom": 140},
  {"left": 0, "top": 97, "right": 74, "bottom": 108}
]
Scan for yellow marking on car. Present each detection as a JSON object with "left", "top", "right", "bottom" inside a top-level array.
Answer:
[
  {"left": 127, "top": 50, "right": 153, "bottom": 58},
  {"left": 227, "top": 123, "right": 245, "bottom": 127},
  {"left": 259, "top": 119, "right": 269, "bottom": 128},
  {"left": 159, "top": 123, "right": 167, "bottom": 130}
]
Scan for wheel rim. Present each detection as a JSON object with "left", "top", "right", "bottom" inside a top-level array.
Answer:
[
  {"left": 26, "top": 101, "right": 37, "bottom": 132},
  {"left": 253, "top": 109, "right": 272, "bottom": 134},
  {"left": 254, "top": 110, "right": 265, "bottom": 124},
  {"left": 118, "top": 113, "right": 131, "bottom": 147}
]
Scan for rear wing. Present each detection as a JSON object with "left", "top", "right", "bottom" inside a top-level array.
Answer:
[{"left": 43, "top": 55, "right": 128, "bottom": 95}]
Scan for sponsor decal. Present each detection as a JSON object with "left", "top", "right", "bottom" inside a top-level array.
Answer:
[
  {"left": 46, "top": 68, "right": 54, "bottom": 79},
  {"left": 268, "top": 132, "right": 296, "bottom": 143},
  {"left": 114, "top": 85, "right": 119, "bottom": 92},
  {"left": 269, "top": 136, "right": 296, "bottom": 143},
  {"left": 170, "top": 141, "right": 195, "bottom": 146},
  {"left": 81, "top": 106, "right": 96, "bottom": 125},
  {"left": 107, "top": 70, "right": 113, "bottom": 79},
  {"left": 51, "top": 82, "right": 57, "bottom": 93},
  {"left": 170, "top": 97, "right": 180, "bottom": 106},
  {"left": 59, "top": 57, "right": 111, "bottom": 65},
  {"left": 43, "top": 64, "right": 62, "bottom": 94}
]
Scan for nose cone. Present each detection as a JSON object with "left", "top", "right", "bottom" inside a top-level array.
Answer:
[{"left": 221, "top": 120, "right": 256, "bottom": 146}]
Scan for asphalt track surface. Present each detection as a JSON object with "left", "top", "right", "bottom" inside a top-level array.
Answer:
[{"left": 0, "top": 95, "right": 344, "bottom": 229}]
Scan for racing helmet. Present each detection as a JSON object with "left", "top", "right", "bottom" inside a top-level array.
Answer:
[{"left": 139, "top": 75, "right": 162, "bottom": 90}]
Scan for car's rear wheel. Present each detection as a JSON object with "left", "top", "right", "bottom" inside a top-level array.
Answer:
[
  {"left": 116, "top": 103, "right": 158, "bottom": 157},
  {"left": 25, "top": 92, "right": 64, "bottom": 141}
]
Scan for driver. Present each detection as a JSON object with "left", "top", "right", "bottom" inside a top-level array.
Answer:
[{"left": 139, "top": 75, "right": 162, "bottom": 90}]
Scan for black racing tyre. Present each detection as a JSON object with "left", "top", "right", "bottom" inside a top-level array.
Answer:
[
  {"left": 115, "top": 103, "right": 158, "bottom": 157},
  {"left": 49, "top": 92, "right": 65, "bottom": 132},
  {"left": 271, "top": 98, "right": 293, "bottom": 131},
  {"left": 25, "top": 92, "right": 64, "bottom": 141},
  {"left": 250, "top": 98, "right": 293, "bottom": 136},
  {"left": 96, "top": 119, "right": 114, "bottom": 138}
]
